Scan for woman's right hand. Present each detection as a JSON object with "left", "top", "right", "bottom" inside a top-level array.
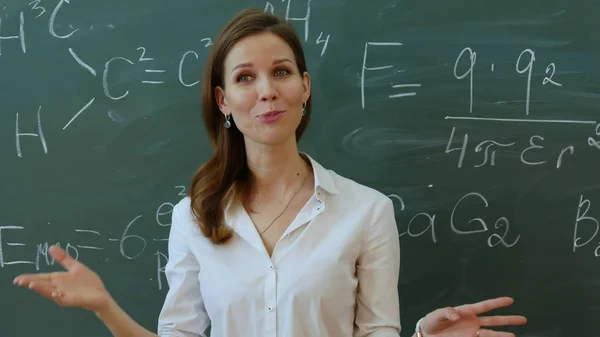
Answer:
[{"left": 13, "top": 245, "right": 112, "bottom": 313}]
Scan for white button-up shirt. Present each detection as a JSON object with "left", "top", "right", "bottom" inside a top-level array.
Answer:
[{"left": 157, "top": 154, "right": 401, "bottom": 337}]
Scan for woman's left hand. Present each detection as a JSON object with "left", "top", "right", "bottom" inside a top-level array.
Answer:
[{"left": 420, "top": 297, "right": 527, "bottom": 337}]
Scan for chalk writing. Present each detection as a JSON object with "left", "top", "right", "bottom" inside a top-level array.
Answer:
[
  {"left": 0, "top": 185, "right": 181, "bottom": 289},
  {"left": 49, "top": 0, "right": 78, "bottom": 39},
  {"left": 588, "top": 123, "right": 600, "bottom": 150},
  {"left": 179, "top": 51, "right": 200, "bottom": 87},
  {"left": 0, "top": 11, "right": 25, "bottom": 55},
  {"left": 520, "top": 135, "right": 546, "bottom": 166},
  {"left": 543, "top": 63, "right": 562, "bottom": 86},
  {"left": 28, "top": 0, "right": 46, "bottom": 18},
  {"left": 316, "top": 31, "right": 329, "bottom": 57},
  {"left": 103, "top": 56, "right": 134, "bottom": 100},
  {"left": 15, "top": 106, "right": 47, "bottom": 158},
  {"left": 285, "top": 0, "right": 311, "bottom": 42},
  {"left": 445, "top": 127, "right": 581, "bottom": 169},
  {"left": 573, "top": 195, "right": 600, "bottom": 256},
  {"left": 265, "top": 0, "right": 329, "bottom": 55},
  {"left": 451, "top": 192, "right": 520, "bottom": 247},
  {"left": 454, "top": 47, "right": 476, "bottom": 113},
  {"left": 118, "top": 215, "right": 147, "bottom": 260},
  {"left": 394, "top": 191, "right": 520, "bottom": 248},
  {"left": 69, "top": 48, "right": 97, "bottom": 76},
  {"left": 452, "top": 47, "right": 566, "bottom": 118},
  {"left": 0, "top": 226, "right": 35, "bottom": 267},
  {"left": 63, "top": 98, "right": 95, "bottom": 130},
  {"left": 155, "top": 250, "right": 168, "bottom": 290},
  {"left": 515, "top": 49, "right": 535, "bottom": 115},
  {"left": 361, "top": 42, "right": 404, "bottom": 109},
  {"left": 474, "top": 140, "right": 515, "bottom": 168}
]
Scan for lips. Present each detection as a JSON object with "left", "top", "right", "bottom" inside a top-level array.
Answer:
[
  {"left": 261, "top": 110, "right": 284, "bottom": 116},
  {"left": 258, "top": 110, "right": 285, "bottom": 123}
]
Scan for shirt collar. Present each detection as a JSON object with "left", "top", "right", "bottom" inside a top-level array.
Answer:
[
  {"left": 224, "top": 153, "right": 339, "bottom": 221},
  {"left": 300, "top": 152, "right": 340, "bottom": 195}
]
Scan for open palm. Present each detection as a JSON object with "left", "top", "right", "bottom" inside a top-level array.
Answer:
[
  {"left": 422, "top": 297, "right": 527, "bottom": 337},
  {"left": 13, "top": 245, "right": 110, "bottom": 312}
]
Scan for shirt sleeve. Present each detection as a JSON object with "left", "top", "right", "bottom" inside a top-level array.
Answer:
[
  {"left": 354, "top": 197, "right": 402, "bottom": 337},
  {"left": 157, "top": 203, "right": 210, "bottom": 337}
]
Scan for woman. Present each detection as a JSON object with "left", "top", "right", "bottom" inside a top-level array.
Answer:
[{"left": 13, "top": 8, "right": 526, "bottom": 337}]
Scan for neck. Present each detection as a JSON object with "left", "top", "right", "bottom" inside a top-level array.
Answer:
[{"left": 244, "top": 137, "right": 311, "bottom": 200}]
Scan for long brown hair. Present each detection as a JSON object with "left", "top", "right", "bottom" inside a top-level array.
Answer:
[{"left": 188, "top": 8, "right": 312, "bottom": 244}]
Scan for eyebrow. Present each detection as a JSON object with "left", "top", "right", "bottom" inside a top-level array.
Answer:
[{"left": 231, "top": 58, "right": 294, "bottom": 73}]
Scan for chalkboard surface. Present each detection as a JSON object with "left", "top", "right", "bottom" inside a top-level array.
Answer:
[{"left": 1, "top": 0, "right": 599, "bottom": 336}]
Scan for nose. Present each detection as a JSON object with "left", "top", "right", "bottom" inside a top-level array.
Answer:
[{"left": 257, "top": 77, "right": 278, "bottom": 101}]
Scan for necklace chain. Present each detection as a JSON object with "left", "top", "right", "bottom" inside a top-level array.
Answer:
[{"left": 258, "top": 173, "right": 309, "bottom": 235}]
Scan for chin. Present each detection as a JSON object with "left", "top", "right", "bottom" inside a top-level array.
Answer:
[{"left": 251, "top": 130, "right": 296, "bottom": 146}]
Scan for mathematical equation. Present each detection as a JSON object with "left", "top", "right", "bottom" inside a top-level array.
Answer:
[
  {"left": 1, "top": 0, "right": 329, "bottom": 159},
  {"left": 360, "top": 42, "right": 600, "bottom": 168},
  {"left": 0, "top": 185, "right": 187, "bottom": 290},
  {"left": 360, "top": 44, "right": 568, "bottom": 113},
  {"left": 391, "top": 190, "right": 600, "bottom": 258},
  {"left": 444, "top": 126, "right": 595, "bottom": 169}
]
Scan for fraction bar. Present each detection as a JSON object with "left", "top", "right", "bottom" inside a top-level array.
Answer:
[{"left": 445, "top": 116, "right": 596, "bottom": 125}]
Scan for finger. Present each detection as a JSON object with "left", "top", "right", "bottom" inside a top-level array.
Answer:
[
  {"left": 26, "top": 280, "right": 58, "bottom": 300},
  {"left": 456, "top": 297, "right": 515, "bottom": 315},
  {"left": 478, "top": 328, "right": 516, "bottom": 337},
  {"left": 49, "top": 245, "right": 77, "bottom": 270},
  {"left": 431, "top": 307, "right": 461, "bottom": 322},
  {"left": 480, "top": 315, "right": 528, "bottom": 327},
  {"left": 13, "top": 273, "right": 52, "bottom": 287}
]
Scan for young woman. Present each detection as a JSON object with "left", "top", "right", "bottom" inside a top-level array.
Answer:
[{"left": 13, "top": 8, "right": 527, "bottom": 337}]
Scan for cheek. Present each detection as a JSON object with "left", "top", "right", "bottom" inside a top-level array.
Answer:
[
  {"left": 281, "top": 81, "right": 305, "bottom": 103},
  {"left": 228, "top": 89, "right": 256, "bottom": 112}
]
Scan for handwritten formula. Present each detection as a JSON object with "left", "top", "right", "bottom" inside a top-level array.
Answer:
[{"left": 1, "top": 0, "right": 600, "bottom": 293}]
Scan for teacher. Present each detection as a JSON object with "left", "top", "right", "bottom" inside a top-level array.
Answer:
[{"left": 14, "top": 8, "right": 527, "bottom": 337}]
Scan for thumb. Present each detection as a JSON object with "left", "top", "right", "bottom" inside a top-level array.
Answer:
[{"left": 49, "top": 245, "right": 77, "bottom": 271}]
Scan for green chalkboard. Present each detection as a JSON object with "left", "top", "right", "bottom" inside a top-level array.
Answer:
[{"left": 2, "top": 0, "right": 600, "bottom": 336}]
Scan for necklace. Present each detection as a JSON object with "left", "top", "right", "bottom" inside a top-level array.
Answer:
[{"left": 258, "top": 172, "right": 309, "bottom": 235}]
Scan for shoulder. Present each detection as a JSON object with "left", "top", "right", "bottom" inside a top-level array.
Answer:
[
  {"left": 307, "top": 153, "right": 391, "bottom": 208},
  {"left": 173, "top": 196, "right": 192, "bottom": 219},
  {"left": 170, "top": 196, "right": 201, "bottom": 234},
  {"left": 324, "top": 168, "right": 399, "bottom": 245},
  {"left": 326, "top": 167, "right": 394, "bottom": 218}
]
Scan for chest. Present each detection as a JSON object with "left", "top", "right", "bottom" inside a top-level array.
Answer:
[
  {"left": 246, "top": 188, "right": 314, "bottom": 256},
  {"left": 191, "top": 206, "right": 365, "bottom": 315},
  {"left": 196, "top": 226, "right": 362, "bottom": 316}
]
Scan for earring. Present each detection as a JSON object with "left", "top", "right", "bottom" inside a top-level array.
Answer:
[
  {"left": 301, "top": 102, "right": 306, "bottom": 116},
  {"left": 224, "top": 115, "right": 231, "bottom": 128}
]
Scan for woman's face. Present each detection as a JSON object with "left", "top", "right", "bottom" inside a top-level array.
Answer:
[{"left": 215, "top": 32, "right": 310, "bottom": 147}]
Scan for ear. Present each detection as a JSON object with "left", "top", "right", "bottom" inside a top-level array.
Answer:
[
  {"left": 214, "top": 86, "right": 229, "bottom": 115},
  {"left": 301, "top": 71, "right": 311, "bottom": 104}
]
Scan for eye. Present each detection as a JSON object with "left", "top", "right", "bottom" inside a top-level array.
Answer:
[
  {"left": 275, "top": 68, "right": 290, "bottom": 77},
  {"left": 236, "top": 74, "right": 251, "bottom": 83}
]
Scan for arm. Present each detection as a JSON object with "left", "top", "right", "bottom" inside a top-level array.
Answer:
[
  {"left": 354, "top": 197, "right": 402, "bottom": 337},
  {"left": 95, "top": 298, "right": 159, "bottom": 337},
  {"left": 95, "top": 203, "right": 209, "bottom": 337},
  {"left": 156, "top": 202, "right": 211, "bottom": 337}
]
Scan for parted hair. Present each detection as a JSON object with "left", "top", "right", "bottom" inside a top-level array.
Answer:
[{"left": 188, "top": 8, "right": 312, "bottom": 244}]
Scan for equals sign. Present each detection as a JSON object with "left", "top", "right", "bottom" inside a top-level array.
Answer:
[
  {"left": 142, "top": 69, "right": 166, "bottom": 84},
  {"left": 389, "top": 83, "right": 421, "bottom": 99}
]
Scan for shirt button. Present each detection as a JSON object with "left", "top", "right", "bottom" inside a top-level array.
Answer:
[
  {"left": 268, "top": 306, "right": 273, "bottom": 312},
  {"left": 269, "top": 265, "right": 274, "bottom": 270}
]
